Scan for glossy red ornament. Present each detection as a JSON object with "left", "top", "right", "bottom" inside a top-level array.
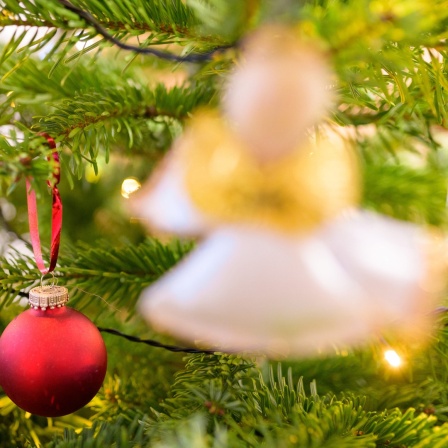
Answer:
[{"left": 0, "top": 306, "right": 107, "bottom": 417}]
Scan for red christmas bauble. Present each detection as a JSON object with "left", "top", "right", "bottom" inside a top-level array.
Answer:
[{"left": 0, "top": 305, "right": 107, "bottom": 417}]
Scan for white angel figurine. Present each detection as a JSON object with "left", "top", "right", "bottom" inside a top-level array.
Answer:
[{"left": 131, "top": 26, "right": 446, "bottom": 357}]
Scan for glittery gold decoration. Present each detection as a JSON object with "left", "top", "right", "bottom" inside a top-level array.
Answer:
[{"left": 181, "top": 111, "right": 361, "bottom": 233}]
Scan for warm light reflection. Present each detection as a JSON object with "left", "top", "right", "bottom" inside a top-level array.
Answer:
[
  {"left": 121, "top": 178, "right": 141, "bottom": 198},
  {"left": 384, "top": 349, "right": 402, "bottom": 368},
  {"left": 85, "top": 164, "right": 102, "bottom": 183}
]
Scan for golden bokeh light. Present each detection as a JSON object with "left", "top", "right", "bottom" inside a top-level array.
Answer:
[{"left": 121, "top": 178, "right": 141, "bottom": 199}]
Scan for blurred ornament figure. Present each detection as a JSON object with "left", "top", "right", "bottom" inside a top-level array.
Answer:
[{"left": 132, "top": 25, "right": 446, "bottom": 357}]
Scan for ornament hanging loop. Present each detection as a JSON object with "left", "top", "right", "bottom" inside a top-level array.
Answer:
[
  {"left": 26, "top": 134, "right": 63, "bottom": 276},
  {"left": 39, "top": 271, "right": 57, "bottom": 288},
  {"left": 26, "top": 134, "right": 65, "bottom": 311}
]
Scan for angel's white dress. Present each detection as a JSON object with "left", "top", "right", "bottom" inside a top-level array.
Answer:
[{"left": 132, "top": 114, "right": 442, "bottom": 356}]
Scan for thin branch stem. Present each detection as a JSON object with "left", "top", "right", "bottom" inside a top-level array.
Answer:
[
  {"left": 57, "top": 0, "right": 235, "bottom": 62},
  {"left": 98, "top": 327, "right": 216, "bottom": 354},
  {"left": 6, "top": 289, "right": 214, "bottom": 354}
]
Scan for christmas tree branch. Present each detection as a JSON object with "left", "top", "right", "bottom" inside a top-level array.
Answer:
[
  {"left": 55, "top": 0, "right": 234, "bottom": 62},
  {"left": 0, "top": 79, "right": 215, "bottom": 187},
  {"left": 0, "top": 238, "right": 193, "bottom": 313},
  {"left": 0, "top": 133, "right": 58, "bottom": 195},
  {"left": 97, "top": 328, "right": 215, "bottom": 355},
  {"left": 0, "top": 0, "right": 235, "bottom": 67},
  {"left": 37, "top": 83, "right": 214, "bottom": 177},
  {"left": 147, "top": 358, "right": 448, "bottom": 447},
  {"left": 363, "top": 162, "right": 448, "bottom": 226},
  {"left": 37, "top": 83, "right": 213, "bottom": 140},
  {"left": 0, "top": 14, "right": 199, "bottom": 40}
]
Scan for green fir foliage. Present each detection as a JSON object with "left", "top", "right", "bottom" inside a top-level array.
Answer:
[{"left": 2, "top": 0, "right": 448, "bottom": 446}]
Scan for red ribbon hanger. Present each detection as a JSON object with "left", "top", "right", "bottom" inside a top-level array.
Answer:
[{"left": 25, "top": 135, "right": 62, "bottom": 275}]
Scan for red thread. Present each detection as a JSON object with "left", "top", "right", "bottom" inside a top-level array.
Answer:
[{"left": 26, "top": 135, "right": 62, "bottom": 275}]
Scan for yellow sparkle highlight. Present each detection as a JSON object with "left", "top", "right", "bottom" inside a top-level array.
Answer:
[
  {"left": 384, "top": 349, "right": 402, "bottom": 368},
  {"left": 85, "top": 164, "right": 102, "bottom": 183},
  {"left": 121, "top": 178, "right": 141, "bottom": 198}
]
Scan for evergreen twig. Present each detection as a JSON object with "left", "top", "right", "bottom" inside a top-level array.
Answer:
[
  {"left": 56, "top": 0, "right": 236, "bottom": 62},
  {"left": 97, "top": 327, "right": 215, "bottom": 355}
]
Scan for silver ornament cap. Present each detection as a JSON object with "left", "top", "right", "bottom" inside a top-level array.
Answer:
[{"left": 29, "top": 285, "right": 69, "bottom": 311}]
